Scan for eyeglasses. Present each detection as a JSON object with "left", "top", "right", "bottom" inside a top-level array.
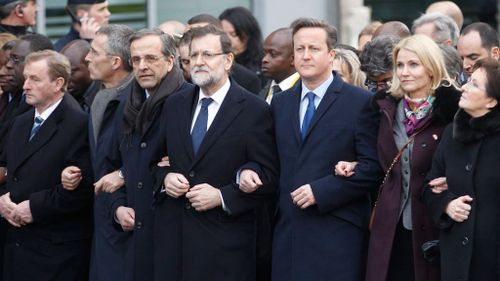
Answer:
[
  {"left": 365, "top": 78, "right": 392, "bottom": 93},
  {"left": 189, "top": 51, "right": 226, "bottom": 61},
  {"left": 7, "top": 55, "right": 25, "bottom": 65},
  {"left": 129, "top": 54, "right": 166, "bottom": 66}
]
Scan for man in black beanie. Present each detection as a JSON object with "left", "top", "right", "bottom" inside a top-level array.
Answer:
[
  {"left": 0, "top": 0, "right": 37, "bottom": 36},
  {"left": 55, "top": 0, "right": 110, "bottom": 51}
]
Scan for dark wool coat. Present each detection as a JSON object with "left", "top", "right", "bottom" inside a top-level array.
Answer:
[
  {"left": 424, "top": 109, "right": 500, "bottom": 281},
  {"left": 366, "top": 85, "right": 460, "bottom": 281}
]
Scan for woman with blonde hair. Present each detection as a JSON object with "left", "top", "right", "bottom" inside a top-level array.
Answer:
[
  {"left": 335, "top": 35, "right": 461, "bottom": 281},
  {"left": 332, "top": 48, "right": 367, "bottom": 89}
]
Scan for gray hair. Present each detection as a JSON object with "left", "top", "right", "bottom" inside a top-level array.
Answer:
[
  {"left": 412, "top": 13, "right": 459, "bottom": 46},
  {"left": 97, "top": 24, "right": 135, "bottom": 71},
  {"left": 129, "top": 28, "right": 177, "bottom": 63},
  {"left": 360, "top": 36, "right": 400, "bottom": 78},
  {"left": 439, "top": 44, "right": 462, "bottom": 81},
  {"left": 0, "top": 0, "right": 28, "bottom": 19}
]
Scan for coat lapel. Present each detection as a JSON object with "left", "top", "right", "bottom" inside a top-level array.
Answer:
[
  {"left": 12, "top": 98, "right": 65, "bottom": 172},
  {"left": 190, "top": 83, "right": 244, "bottom": 167},
  {"left": 179, "top": 88, "right": 198, "bottom": 161},
  {"left": 289, "top": 84, "right": 303, "bottom": 144}
]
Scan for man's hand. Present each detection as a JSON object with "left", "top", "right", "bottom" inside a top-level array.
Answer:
[
  {"left": 164, "top": 172, "right": 190, "bottom": 198},
  {"left": 78, "top": 14, "right": 101, "bottom": 40},
  {"left": 428, "top": 177, "right": 448, "bottom": 194},
  {"left": 445, "top": 195, "right": 473, "bottom": 223},
  {"left": 94, "top": 170, "right": 125, "bottom": 194},
  {"left": 116, "top": 206, "right": 135, "bottom": 232},
  {"left": 12, "top": 200, "right": 33, "bottom": 226},
  {"left": 185, "top": 184, "right": 221, "bottom": 211},
  {"left": 239, "top": 169, "right": 263, "bottom": 193},
  {"left": 291, "top": 184, "right": 316, "bottom": 209},
  {"left": 0, "top": 193, "right": 19, "bottom": 227},
  {"left": 61, "top": 166, "right": 82, "bottom": 191},
  {"left": 334, "top": 161, "right": 358, "bottom": 177},
  {"left": 157, "top": 156, "right": 170, "bottom": 167}
]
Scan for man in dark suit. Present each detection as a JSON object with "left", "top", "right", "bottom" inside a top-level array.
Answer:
[
  {"left": 89, "top": 28, "right": 191, "bottom": 281},
  {"left": 152, "top": 25, "right": 278, "bottom": 281},
  {"left": 0, "top": 50, "right": 93, "bottom": 281},
  {"left": 61, "top": 24, "right": 134, "bottom": 281},
  {"left": 268, "top": 18, "right": 381, "bottom": 281},
  {"left": 0, "top": 34, "right": 54, "bottom": 154}
]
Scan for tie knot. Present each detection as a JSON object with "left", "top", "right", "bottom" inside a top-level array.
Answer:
[
  {"left": 201, "top": 97, "right": 213, "bottom": 108},
  {"left": 34, "top": 116, "right": 44, "bottom": 125},
  {"left": 272, "top": 85, "right": 282, "bottom": 94},
  {"left": 306, "top": 92, "right": 315, "bottom": 102}
]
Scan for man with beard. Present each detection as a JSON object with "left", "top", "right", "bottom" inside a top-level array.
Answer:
[
  {"left": 93, "top": 28, "right": 191, "bottom": 281},
  {"left": 0, "top": 33, "right": 53, "bottom": 153},
  {"left": 152, "top": 24, "right": 278, "bottom": 281}
]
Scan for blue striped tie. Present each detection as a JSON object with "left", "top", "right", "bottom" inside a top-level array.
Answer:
[
  {"left": 191, "top": 98, "right": 213, "bottom": 155},
  {"left": 301, "top": 92, "right": 316, "bottom": 139},
  {"left": 29, "top": 116, "right": 44, "bottom": 141}
]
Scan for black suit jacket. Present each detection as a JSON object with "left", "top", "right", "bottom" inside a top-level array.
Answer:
[
  {"left": 231, "top": 62, "right": 262, "bottom": 95},
  {"left": 0, "top": 94, "right": 93, "bottom": 281},
  {"left": 153, "top": 79, "right": 278, "bottom": 281}
]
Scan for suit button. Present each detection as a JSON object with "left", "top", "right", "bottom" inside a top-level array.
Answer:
[
  {"left": 137, "top": 182, "right": 143, "bottom": 189},
  {"left": 421, "top": 143, "right": 427, "bottom": 148},
  {"left": 465, "top": 164, "right": 472, "bottom": 171},
  {"left": 140, "top": 142, "right": 147, "bottom": 149},
  {"left": 15, "top": 241, "right": 20, "bottom": 247},
  {"left": 404, "top": 170, "right": 409, "bottom": 175},
  {"left": 189, "top": 171, "right": 195, "bottom": 178},
  {"left": 13, "top": 177, "right": 18, "bottom": 182},
  {"left": 185, "top": 202, "right": 191, "bottom": 210},
  {"left": 136, "top": 221, "right": 142, "bottom": 230},
  {"left": 462, "top": 236, "right": 469, "bottom": 245},
  {"left": 420, "top": 225, "right": 426, "bottom": 231}
]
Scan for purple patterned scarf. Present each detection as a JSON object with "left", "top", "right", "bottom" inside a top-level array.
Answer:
[{"left": 402, "top": 94, "right": 435, "bottom": 135}]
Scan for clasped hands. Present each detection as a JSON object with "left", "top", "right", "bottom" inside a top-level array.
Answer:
[
  {"left": 163, "top": 172, "right": 221, "bottom": 211},
  {"left": 0, "top": 193, "right": 32, "bottom": 227}
]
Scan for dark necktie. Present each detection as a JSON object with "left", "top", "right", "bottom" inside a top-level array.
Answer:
[
  {"left": 29, "top": 116, "right": 44, "bottom": 141},
  {"left": 191, "top": 98, "right": 213, "bottom": 154},
  {"left": 301, "top": 92, "right": 316, "bottom": 139}
]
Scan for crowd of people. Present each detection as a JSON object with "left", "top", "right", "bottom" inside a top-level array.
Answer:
[{"left": 0, "top": 0, "right": 500, "bottom": 281}]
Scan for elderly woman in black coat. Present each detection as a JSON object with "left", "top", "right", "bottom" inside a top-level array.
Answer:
[{"left": 424, "top": 58, "right": 500, "bottom": 281}]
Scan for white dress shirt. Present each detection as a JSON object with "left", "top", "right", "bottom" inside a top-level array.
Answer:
[
  {"left": 266, "top": 72, "right": 301, "bottom": 104},
  {"left": 299, "top": 74, "right": 334, "bottom": 128},
  {"left": 34, "top": 97, "right": 63, "bottom": 126},
  {"left": 190, "top": 78, "right": 231, "bottom": 133}
]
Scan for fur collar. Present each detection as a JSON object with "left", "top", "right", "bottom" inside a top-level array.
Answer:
[
  {"left": 374, "top": 84, "right": 461, "bottom": 124},
  {"left": 453, "top": 109, "right": 500, "bottom": 143}
]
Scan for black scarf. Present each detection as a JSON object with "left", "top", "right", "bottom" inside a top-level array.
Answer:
[
  {"left": 453, "top": 108, "right": 500, "bottom": 143},
  {"left": 123, "top": 65, "right": 184, "bottom": 136}
]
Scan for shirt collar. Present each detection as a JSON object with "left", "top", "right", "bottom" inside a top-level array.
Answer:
[
  {"left": 35, "top": 96, "right": 63, "bottom": 121},
  {"left": 197, "top": 77, "right": 231, "bottom": 106},
  {"left": 272, "top": 72, "right": 301, "bottom": 91},
  {"left": 301, "top": 73, "right": 334, "bottom": 101}
]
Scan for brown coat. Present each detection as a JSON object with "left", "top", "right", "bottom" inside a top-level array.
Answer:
[{"left": 365, "top": 85, "right": 460, "bottom": 281}]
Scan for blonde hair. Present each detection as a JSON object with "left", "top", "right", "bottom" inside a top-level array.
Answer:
[
  {"left": 333, "top": 48, "right": 366, "bottom": 88},
  {"left": 388, "top": 34, "right": 457, "bottom": 98},
  {"left": 25, "top": 50, "right": 71, "bottom": 91}
]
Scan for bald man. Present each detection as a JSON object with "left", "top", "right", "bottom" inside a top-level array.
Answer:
[
  {"left": 61, "top": 39, "right": 100, "bottom": 112},
  {"left": 373, "top": 21, "right": 411, "bottom": 39},
  {"left": 426, "top": 1, "right": 464, "bottom": 30},
  {"left": 158, "top": 20, "right": 186, "bottom": 37}
]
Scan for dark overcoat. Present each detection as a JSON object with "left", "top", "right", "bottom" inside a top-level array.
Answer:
[
  {"left": 88, "top": 78, "right": 133, "bottom": 281},
  {"left": 152, "top": 80, "right": 278, "bottom": 281},
  {"left": 109, "top": 81, "right": 193, "bottom": 281},
  {"left": 424, "top": 109, "right": 500, "bottom": 281},
  {"left": 271, "top": 73, "right": 382, "bottom": 281},
  {"left": 0, "top": 95, "right": 93, "bottom": 281},
  {"left": 366, "top": 85, "right": 460, "bottom": 281}
]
